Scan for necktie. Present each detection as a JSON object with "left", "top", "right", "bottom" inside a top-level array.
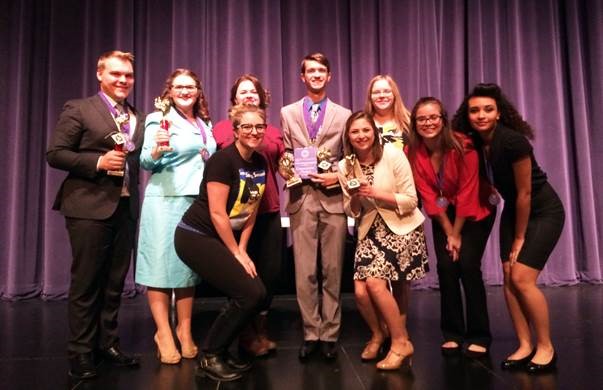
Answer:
[{"left": 311, "top": 104, "right": 320, "bottom": 123}]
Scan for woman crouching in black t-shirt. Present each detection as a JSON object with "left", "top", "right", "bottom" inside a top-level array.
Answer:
[{"left": 175, "top": 104, "right": 268, "bottom": 381}]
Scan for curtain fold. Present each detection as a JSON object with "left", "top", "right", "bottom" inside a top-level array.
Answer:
[{"left": 1, "top": 0, "right": 601, "bottom": 299}]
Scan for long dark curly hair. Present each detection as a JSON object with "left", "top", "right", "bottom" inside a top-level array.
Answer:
[
  {"left": 160, "top": 68, "right": 211, "bottom": 124},
  {"left": 451, "top": 83, "right": 534, "bottom": 140}
]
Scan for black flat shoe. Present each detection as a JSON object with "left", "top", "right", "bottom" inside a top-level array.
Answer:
[
  {"left": 441, "top": 343, "right": 461, "bottom": 357},
  {"left": 68, "top": 353, "right": 97, "bottom": 380},
  {"left": 298, "top": 340, "right": 319, "bottom": 361},
  {"left": 196, "top": 354, "right": 242, "bottom": 382},
  {"left": 98, "top": 346, "right": 140, "bottom": 367},
  {"left": 501, "top": 349, "right": 536, "bottom": 370},
  {"left": 464, "top": 345, "right": 489, "bottom": 359},
  {"left": 526, "top": 351, "right": 557, "bottom": 374},
  {"left": 224, "top": 352, "right": 253, "bottom": 373},
  {"left": 321, "top": 341, "right": 338, "bottom": 360}
]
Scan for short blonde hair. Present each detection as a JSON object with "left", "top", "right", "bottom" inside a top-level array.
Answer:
[{"left": 97, "top": 50, "right": 134, "bottom": 71}]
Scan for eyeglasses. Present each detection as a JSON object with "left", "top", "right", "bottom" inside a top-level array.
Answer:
[
  {"left": 416, "top": 115, "right": 442, "bottom": 125},
  {"left": 172, "top": 85, "right": 198, "bottom": 92},
  {"left": 238, "top": 123, "right": 267, "bottom": 133}
]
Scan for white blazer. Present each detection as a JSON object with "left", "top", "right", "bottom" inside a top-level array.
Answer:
[{"left": 337, "top": 144, "right": 424, "bottom": 240}]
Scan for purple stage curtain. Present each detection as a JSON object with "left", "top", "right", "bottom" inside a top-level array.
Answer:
[{"left": 1, "top": 0, "right": 601, "bottom": 299}]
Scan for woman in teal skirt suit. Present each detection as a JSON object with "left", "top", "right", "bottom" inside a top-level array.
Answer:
[{"left": 136, "top": 69, "right": 216, "bottom": 364}]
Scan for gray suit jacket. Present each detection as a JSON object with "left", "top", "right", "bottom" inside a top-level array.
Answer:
[
  {"left": 47, "top": 94, "right": 144, "bottom": 220},
  {"left": 280, "top": 97, "right": 351, "bottom": 214}
]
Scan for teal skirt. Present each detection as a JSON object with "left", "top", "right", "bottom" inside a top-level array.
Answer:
[{"left": 136, "top": 196, "right": 200, "bottom": 288}]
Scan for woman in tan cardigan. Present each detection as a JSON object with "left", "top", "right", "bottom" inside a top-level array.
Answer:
[{"left": 338, "top": 111, "right": 429, "bottom": 370}]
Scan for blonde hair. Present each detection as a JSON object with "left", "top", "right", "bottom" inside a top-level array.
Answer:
[
  {"left": 97, "top": 50, "right": 134, "bottom": 71},
  {"left": 364, "top": 75, "right": 411, "bottom": 133}
]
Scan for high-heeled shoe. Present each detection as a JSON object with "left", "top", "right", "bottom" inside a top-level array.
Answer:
[
  {"left": 154, "top": 334, "right": 181, "bottom": 364},
  {"left": 361, "top": 340, "right": 383, "bottom": 362},
  {"left": 376, "top": 348, "right": 413, "bottom": 370},
  {"left": 501, "top": 348, "right": 535, "bottom": 370},
  {"left": 526, "top": 351, "right": 557, "bottom": 374},
  {"left": 176, "top": 329, "right": 198, "bottom": 359}
]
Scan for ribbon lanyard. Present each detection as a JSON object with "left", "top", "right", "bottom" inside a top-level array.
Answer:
[
  {"left": 435, "top": 154, "right": 446, "bottom": 194},
  {"left": 173, "top": 106, "right": 207, "bottom": 145},
  {"left": 482, "top": 148, "right": 495, "bottom": 184},
  {"left": 97, "top": 92, "right": 130, "bottom": 135},
  {"left": 435, "top": 154, "right": 449, "bottom": 208},
  {"left": 302, "top": 97, "right": 327, "bottom": 141},
  {"left": 482, "top": 148, "right": 501, "bottom": 205}
]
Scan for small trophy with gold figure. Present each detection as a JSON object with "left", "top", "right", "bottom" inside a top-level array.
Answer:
[
  {"left": 317, "top": 148, "right": 339, "bottom": 189},
  {"left": 154, "top": 97, "right": 171, "bottom": 147},
  {"left": 344, "top": 153, "right": 360, "bottom": 191},
  {"left": 279, "top": 152, "right": 302, "bottom": 188},
  {"left": 316, "top": 148, "right": 333, "bottom": 172}
]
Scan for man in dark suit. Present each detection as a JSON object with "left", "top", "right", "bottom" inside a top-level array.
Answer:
[
  {"left": 47, "top": 50, "right": 143, "bottom": 380},
  {"left": 280, "top": 53, "right": 351, "bottom": 361}
]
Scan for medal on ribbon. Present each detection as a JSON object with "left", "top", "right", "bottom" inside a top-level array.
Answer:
[
  {"left": 436, "top": 193, "right": 449, "bottom": 208},
  {"left": 488, "top": 191, "right": 501, "bottom": 206}
]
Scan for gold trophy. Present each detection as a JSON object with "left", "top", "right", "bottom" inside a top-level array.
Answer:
[
  {"left": 344, "top": 154, "right": 360, "bottom": 190},
  {"left": 317, "top": 148, "right": 339, "bottom": 189},
  {"left": 279, "top": 152, "right": 302, "bottom": 188},
  {"left": 154, "top": 97, "right": 171, "bottom": 147},
  {"left": 317, "top": 148, "right": 333, "bottom": 171}
]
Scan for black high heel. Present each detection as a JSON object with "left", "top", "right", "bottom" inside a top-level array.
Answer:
[
  {"left": 526, "top": 351, "right": 557, "bottom": 374},
  {"left": 501, "top": 348, "right": 536, "bottom": 370}
]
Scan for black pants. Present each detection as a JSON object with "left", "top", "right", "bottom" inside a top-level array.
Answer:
[
  {"left": 174, "top": 227, "right": 266, "bottom": 354},
  {"left": 65, "top": 198, "right": 135, "bottom": 358},
  {"left": 433, "top": 208, "right": 495, "bottom": 347},
  {"left": 248, "top": 211, "right": 283, "bottom": 311}
]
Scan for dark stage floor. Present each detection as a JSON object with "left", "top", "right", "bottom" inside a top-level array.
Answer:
[{"left": 1, "top": 284, "right": 601, "bottom": 390}]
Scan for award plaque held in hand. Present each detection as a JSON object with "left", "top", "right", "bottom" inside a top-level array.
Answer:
[{"left": 279, "top": 152, "right": 302, "bottom": 188}]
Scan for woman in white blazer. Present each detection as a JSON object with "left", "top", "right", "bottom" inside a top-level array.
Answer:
[{"left": 337, "top": 111, "right": 429, "bottom": 371}]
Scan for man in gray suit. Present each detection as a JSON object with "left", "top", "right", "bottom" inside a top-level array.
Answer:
[
  {"left": 47, "top": 50, "right": 143, "bottom": 380},
  {"left": 280, "top": 52, "right": 351, "bottom": 361}
]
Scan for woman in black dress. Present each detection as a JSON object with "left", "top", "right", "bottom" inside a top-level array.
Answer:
[{"left": 452, "top": 83, "right": 565, "bottom": 373}]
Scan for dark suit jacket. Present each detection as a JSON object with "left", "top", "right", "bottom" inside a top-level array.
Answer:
[{"left": 47, "top": 94, "right": 144, "bottom": 220}]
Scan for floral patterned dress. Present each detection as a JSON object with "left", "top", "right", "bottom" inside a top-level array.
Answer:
[{"left": 353, "top": 164, "right": 429, "bottom": 282}]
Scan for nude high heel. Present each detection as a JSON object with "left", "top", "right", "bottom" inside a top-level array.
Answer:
[
  {"left": 154, "top": 333, "right": 181, "bottom": 364},
  {"left": 376, "top": 341, "right": 414, "bottom": 370},
  {"left": 176, "top": 327, "right": 198, "bottom": 359},
  {"left": 376, "top": 349, "right": 413, "bottom": 370}
]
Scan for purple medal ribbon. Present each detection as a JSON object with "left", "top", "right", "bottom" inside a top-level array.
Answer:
[
  {"left": 97, "top": 91, "right": 135, "bottom": 151},
  {"left": 302, "top": 97, "right": 327, "bottom": 141},
  {"left": 482, "top": 148, "right": 501, "bottom": 205},
  {"left": 173, "top": 106, "right": 210, "bottom": 161},
  {"left": 435, "top": 155, "right": 449, "bottom": 208}
]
